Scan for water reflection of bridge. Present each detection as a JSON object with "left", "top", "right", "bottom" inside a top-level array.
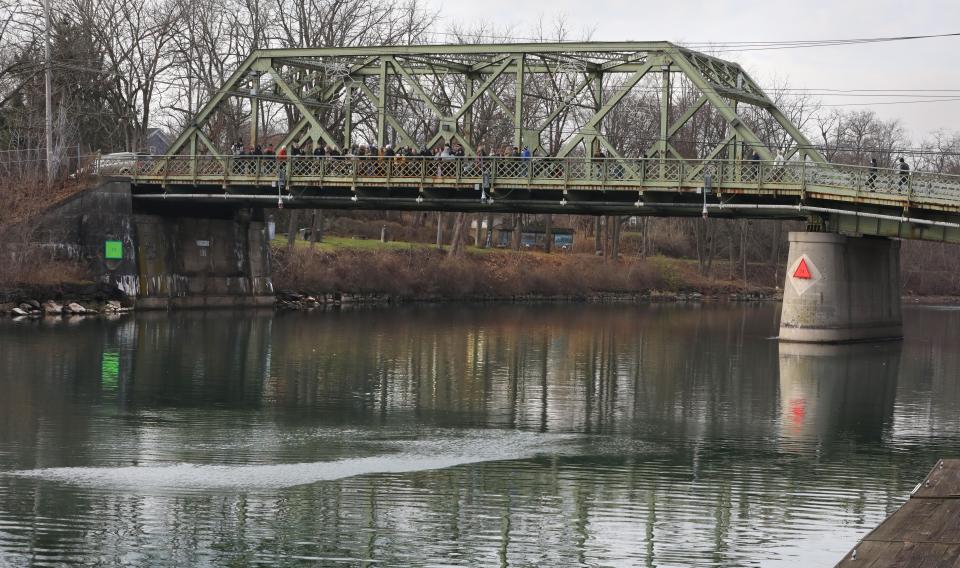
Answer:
[
  {"left": 0, "top": 306, "right": 944, "bottom": 565},
  {"left": 778, "top": 342, "right": 900, "bottom": 451}
]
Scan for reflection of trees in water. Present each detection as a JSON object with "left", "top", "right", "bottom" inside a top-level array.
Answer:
[
  {"left": 0, "top": 317, "right": 137, "bottom": 463},
  {"left": 264, "top": 304, "right": 783, "bottom": 438},
  {"left": 4, "top": 306, "right": 960, "bottom": 565},
  {"left": 897, "top": 310, "right": 960, "bottom": 430}
]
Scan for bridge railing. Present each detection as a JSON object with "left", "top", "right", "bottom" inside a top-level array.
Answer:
[
  {"left": 130, "top": 155, "right": 960, "bottom": 205},
  {"left": 804, "top": 162, "right": 960, "bottom": 203},
  {"left": 133, "top": 155, "right": 807, "bottom": 186}
]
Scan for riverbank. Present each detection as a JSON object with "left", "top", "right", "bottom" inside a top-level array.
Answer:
[
  {"left": 273, "top": 246, "right": 776, "bottom": 304},
  {"left": 0, "top": 280, "right": 132, "bottom": 319},
  {"left": 7, "top": 245, "right": 960, "bottom": 316}
]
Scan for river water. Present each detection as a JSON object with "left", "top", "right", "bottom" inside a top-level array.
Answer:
[{"left": 1, "top": 303, "right": 959, "bottom": 566}]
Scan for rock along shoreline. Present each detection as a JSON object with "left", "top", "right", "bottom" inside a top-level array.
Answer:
[
  {"left": 273, "top": 290, "right": 780, "bottom": 311},
  {"left": 2, "top": 285, "right": 779, "bottom": 320}
]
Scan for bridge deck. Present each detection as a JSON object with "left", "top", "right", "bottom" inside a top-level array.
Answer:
[
  {"left": 837, "top": 459, "right": 960, "bottom": 567},
  {"left": 119, "top": 156, "right": 960, "bottom": 242},
  {"left": 126, "top": 156, "right": 960, "bottom": 210}
]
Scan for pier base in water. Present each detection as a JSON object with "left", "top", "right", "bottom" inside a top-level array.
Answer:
[{"left": 779, "top": 232, "right": 902, "bottom": 343}]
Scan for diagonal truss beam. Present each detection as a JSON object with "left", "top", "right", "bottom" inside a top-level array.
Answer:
[
  {"left": 668, "top": 50, "right": 773, "bottom": 161},
  {"left": 267, "top": 66, "right": 341, "bottom": 150},
  {"left": 355, "top": 82, "right": 419, "bottom": 149},
  {"left": 556, "top": 61, "right": 654, "bottom": 157},
  {"left": 452, "top": 56, "right": 513, "bottom": 122},
  {"left": 645, "top": 94, "right": 708, "bottom": 159}
]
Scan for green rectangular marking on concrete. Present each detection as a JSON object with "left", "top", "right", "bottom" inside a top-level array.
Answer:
[{"left": 104, "top": 240, "right": 123, "bottom": 260}]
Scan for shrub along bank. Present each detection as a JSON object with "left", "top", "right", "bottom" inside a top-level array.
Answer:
[{"left": 272, "top": 246, "right": 773, "bottom": 303}]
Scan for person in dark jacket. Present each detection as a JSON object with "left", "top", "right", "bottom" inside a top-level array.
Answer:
[{"left": 898, "top": 157, "right": 910, "bottom": 190}]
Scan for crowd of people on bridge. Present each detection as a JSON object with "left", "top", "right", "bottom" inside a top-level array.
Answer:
[
  {"left": 220, "top": 137, "right": 916, "bottom": 190},
  {"left": 229, "top": 139, "right": 543, "bottom": 162}
]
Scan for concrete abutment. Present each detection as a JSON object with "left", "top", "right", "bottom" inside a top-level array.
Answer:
[
  {"left": 31, "top": 180, "right": 274, "bottom": 309},
  {"left": 779, "top": 232, "right": 902, "bottom": 343},
  {"left": 132, "top": 209, "right": 274, "bottom": 309}
]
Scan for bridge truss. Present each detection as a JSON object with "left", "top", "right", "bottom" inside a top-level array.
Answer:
[
  {"left": 132, "top": 42, "right": 960, "bottom": 244},
  {"left": 166, "top": 42, "right": 825, "bottom": 165}
]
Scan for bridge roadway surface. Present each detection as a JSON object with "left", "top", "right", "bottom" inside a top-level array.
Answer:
[{"left": 126, "top": 155, "right": 960, "bottom": 243}]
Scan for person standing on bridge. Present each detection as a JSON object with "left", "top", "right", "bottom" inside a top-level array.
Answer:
[
  {"left": 868, "top": 157, "right": 878, "bottom": 190},
  {"left": 773, "top": 149, "right": 785, "bottom": 182},
  {"left": 749, "top": 149, "right": 761, "bottom": 181},
  {"left": 898, "top": 157, "right": 910, "bottom": 191}
]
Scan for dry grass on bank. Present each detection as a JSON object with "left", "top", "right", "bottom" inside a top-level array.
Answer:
[
  {"left": 0, "top": 176, "right": 95, "bottom": 290},
  {"left": 0, "top": 235, "right": 90, "bottom": 289},
  {"left": 0, "top": 176, "right": 91, "bottom": 226},
  {"left": 0, "top": 258, "right": 90, "bottom": 288},
  {"left": 273, "top": 246, "right": 752, "bottom": 299}
]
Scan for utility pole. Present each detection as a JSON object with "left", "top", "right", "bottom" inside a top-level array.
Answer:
[{"left": 43, "top": 0, "right": 55, "bottom": 182}]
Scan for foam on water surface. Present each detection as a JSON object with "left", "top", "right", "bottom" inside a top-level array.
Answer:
[{"left": 6, "top": 430, "right": 578, "bottom": 491}]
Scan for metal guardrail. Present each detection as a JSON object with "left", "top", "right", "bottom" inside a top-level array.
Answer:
[{"left": 126, "top": 155, "right": 960, "bottom": 209}]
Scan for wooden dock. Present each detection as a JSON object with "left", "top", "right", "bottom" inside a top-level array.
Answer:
[{"left": 837, "top": 459, "right": 960, "bottom": 566}]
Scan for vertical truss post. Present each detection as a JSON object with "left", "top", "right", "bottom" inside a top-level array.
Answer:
[
  {"left": 660, "top": 65, "right": 670, "bottom": 179},
  {"left": 464, "top": 75, "right": 474, "bottom": 147},
  {"left": 189, "top": 133, "right": 197, "bottom": 180},
  {"left": 514, "top": 55, "right": 524, "bottom": 148},
  {"left": 343, "top": 83, "right": 353, "bottom": 149},
  {"left": 377, "top": 60, "right": 387, "bottom": 148},
  {"left": 729, "top": 100, "right": 739, "bottom": 179},
  {"left": 249, "top": 75, "right": 260, "bottom": 148},
  {"left": 590, "top": 72, "right": 603, "bottom": 157}
]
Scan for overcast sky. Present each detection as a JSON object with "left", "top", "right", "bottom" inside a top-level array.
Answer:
[{"left": 426, "top": 0, "right": 960, "bottom": 144}]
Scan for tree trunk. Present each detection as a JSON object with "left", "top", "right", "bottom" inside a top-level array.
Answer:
[
  {"left": 611, "top": 216, "right": 623, "bottom": 260},
  {"left": 512, "top": 213, "right": 522, "bottom": 251},
  {"left": 741, "top": 222, "right": 749, "bottom": 287},
  {"left": 286, "top": 210, "right": 300, "bottom": 251},
  {"left": 485, "top": 214, "right": 494, "bottom": 248},
  {"left": 691, "top": 218, "right": 715, "bottom": 277},
  {"left": 769, "top": 222, "right": 782, "bottom": 283},
  {"left": 309, "top": 210, "right": 323, "bottom": 246},
  {"left": 639, "top": 218, "right": 648, "bottom": 258},
  {"left": 594, "top": 217, "right": 602, "bottom": 255},
  {"left": 727, "top": 222, "right": 736, "bottom": 280},
  {"left": 413, "top": 212, "right": 427, "bottom": 228},
  {"left": 544, "top": 214, "right": 553, "bottom": 253},
  {"left": 448, "top": 212, "right": 468, "bottom": 257},
  {"left": 603, "top": 216, "right": 611, "bottom": 261},
  {"left": 436, "top": 212, "right": 444, "bottom": 249}
]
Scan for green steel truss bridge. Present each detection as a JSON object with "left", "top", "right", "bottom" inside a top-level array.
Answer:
[{"left": 128, "top": 42, "right": 960, "bottom": 243}]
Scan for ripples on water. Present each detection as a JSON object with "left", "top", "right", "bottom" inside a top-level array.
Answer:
[{"left": 1, "top": 304, "right": 960, "bottom": 566}]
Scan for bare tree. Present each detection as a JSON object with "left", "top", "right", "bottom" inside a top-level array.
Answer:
[{"left": 67, "top": 0, "right": 183, "bottom": 151}]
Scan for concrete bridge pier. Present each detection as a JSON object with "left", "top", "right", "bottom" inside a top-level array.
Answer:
[
  {"left": 779, "top": 232, "right": 902, "bottom": 343},
  {"left": 133, "top": 206, "right": 275, "bottom": 309}
]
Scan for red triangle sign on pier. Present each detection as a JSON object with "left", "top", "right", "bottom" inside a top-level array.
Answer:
[{"left": 793, "top": 258, "right": 812, "bottom": 280}]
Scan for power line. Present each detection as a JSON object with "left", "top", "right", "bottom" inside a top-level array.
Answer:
[{"left": 426, "top": 30, "right": 960, "bottom": 52}]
